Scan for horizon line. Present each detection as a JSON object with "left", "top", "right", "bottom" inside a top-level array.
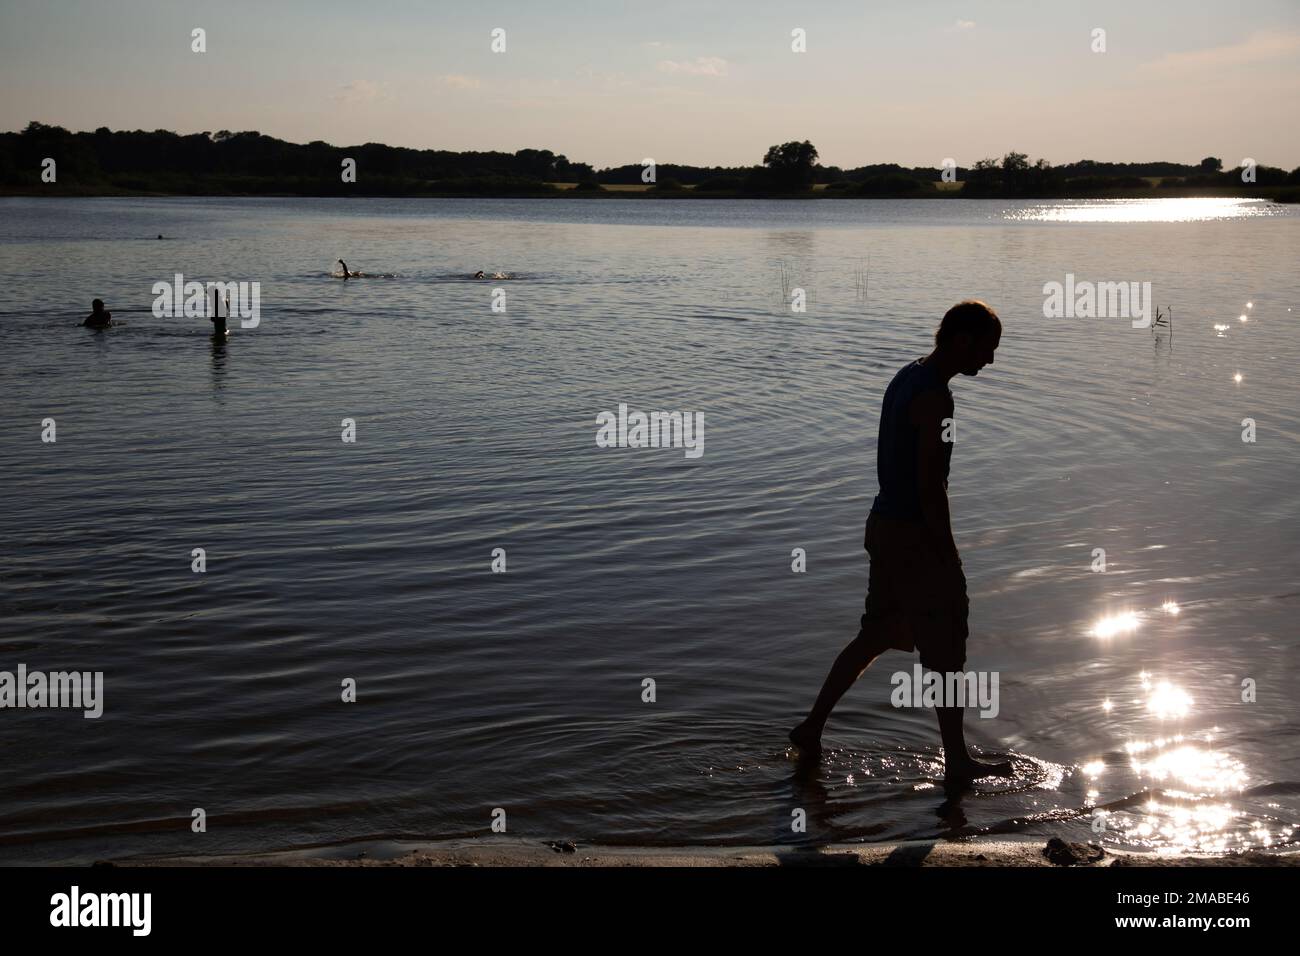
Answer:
[{"left": 9, "top": 122, "right": 1294, "bottom": 174}]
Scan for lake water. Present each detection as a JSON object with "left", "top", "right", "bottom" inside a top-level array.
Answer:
[{"left": 1, "top": 196, "right": 1297, "bottom": 864}]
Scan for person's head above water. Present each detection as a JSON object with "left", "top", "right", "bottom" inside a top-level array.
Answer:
[
  {"left": 932, "top": 300, "right": 1001, "bottom": 377},
  {"left": 83, "top": 298, "right": 112, "bottom": 328},
  {"left": 474, "top": 270, "right": 485, "bottom": 279}
]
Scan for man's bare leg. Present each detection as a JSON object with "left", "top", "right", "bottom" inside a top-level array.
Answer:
[
  {"left": 789, "top": 629, "right": 894, "bottom": 754},
  {"left": 935, "top": 705, "right": 1013, "bottom": 788}
]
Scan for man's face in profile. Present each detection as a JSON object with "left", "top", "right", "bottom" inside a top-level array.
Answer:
[{"left": 960, "top": 330, "right": 1001, "bottom": 376}]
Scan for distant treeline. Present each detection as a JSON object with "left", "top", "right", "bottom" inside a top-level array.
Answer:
[
  {"left": 3, "top": 123, "right": 1298, "bottom": 200},
  {"left": 611, "top": 152, "right": 1300, "bottom": 197},
  {"left": 0, "top": 122, "right": 590, "bottom": 195},
  {"left": 955, "top": 152, "right": 1299, "bottom": 197},
  {"left": 597, "top": 156, "right": 1283, "bottom": 186}
]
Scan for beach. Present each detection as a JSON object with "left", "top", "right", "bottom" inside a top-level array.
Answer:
[{"left": 123, "top": 837, "right": 1300, "bottom": 868}]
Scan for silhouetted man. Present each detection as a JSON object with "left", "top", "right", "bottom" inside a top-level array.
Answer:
[
  {"left": 83, "top": 298, "right": 112, "bottom": 329},
  {"left": 790, "top": 300, "right": 1011, "bottom": 790}
]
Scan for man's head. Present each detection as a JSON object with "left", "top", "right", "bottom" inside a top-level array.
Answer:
[
  {"left": 935, "top": 300, "right": 1001, "bottom": 376},
  {"left": 91, "top": 298, "right": 104, "bottom": 312}
]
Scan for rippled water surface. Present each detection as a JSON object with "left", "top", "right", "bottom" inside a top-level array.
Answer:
[{"left": 1, "top": 196, "right": 1297, "bottom": 863}]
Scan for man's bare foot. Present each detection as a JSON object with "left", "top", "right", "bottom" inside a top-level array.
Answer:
[
  {"left": 943, "top": 754, "right": 1014, "bottom": 789},
  {"left": 788, "top": 721, "right": 823, "bottom": 757}
]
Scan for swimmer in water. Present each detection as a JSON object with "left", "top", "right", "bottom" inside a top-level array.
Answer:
[
  {"left": 474, "top": 270, "right": 485, "bottom": 280},
  {"left": 338, "top": 258, "right": 351, "bottom": 280},
  {"left": 83, "top": 298, "right": 112, "bottom": 329}
]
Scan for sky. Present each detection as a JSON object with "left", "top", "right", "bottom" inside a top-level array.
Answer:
[{"left": 1, "top": 0, "right": 1298, "bottom": 170}]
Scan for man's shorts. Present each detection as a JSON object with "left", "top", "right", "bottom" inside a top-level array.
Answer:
[{"left": 859, "top": 510, "right": 968, "bottom": 672}]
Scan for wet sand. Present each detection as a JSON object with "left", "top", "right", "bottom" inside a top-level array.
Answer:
[{"left": 121, "top": 837, "right": 1300, "bottom": 868}]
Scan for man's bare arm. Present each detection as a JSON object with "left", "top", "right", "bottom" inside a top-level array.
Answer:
[{"left": 911, "top": 389, "right": 959, "bottom": 568}]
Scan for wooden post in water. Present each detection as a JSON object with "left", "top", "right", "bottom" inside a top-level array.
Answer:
[{"left": 211, "top": 287, "right": 227, "bottom": 338}]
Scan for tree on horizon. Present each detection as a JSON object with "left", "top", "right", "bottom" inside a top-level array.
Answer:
[{"left": 761, "top": 140, "right": 819, "bottom": 191}]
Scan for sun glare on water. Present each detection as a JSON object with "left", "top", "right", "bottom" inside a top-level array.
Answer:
[
  {"left": 1106, "top": 685, "right": 1257, "bottom": 853},
  {"left": 1006, "top": 198, "right": 1281, "bottom": 223},
  {"left": 1145, "top": 681, "right": 1194, "bottom": 719},
  {"left": 1091, "top": 611, "right": 1140, "bottom": 638},
  {"left": 1130, "top": 743, "right": 1245, "bottom": 793}
]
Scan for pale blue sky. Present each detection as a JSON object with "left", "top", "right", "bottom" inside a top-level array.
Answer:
[{"left": 2, "top": 0, "right": 1297, "bottom": 168}]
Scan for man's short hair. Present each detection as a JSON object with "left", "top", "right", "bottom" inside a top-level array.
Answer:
[{"left": 936, "top": 300, "right": 1001, "bottom": 345}]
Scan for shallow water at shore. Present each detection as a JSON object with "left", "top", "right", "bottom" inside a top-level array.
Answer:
[{"left": 1, "top": 196, "right": 1297, "bottom": 864}]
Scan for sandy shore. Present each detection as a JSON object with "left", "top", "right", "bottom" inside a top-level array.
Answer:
[{"left": 120, "top": 837, "right": 1300, "bottom": 868}]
